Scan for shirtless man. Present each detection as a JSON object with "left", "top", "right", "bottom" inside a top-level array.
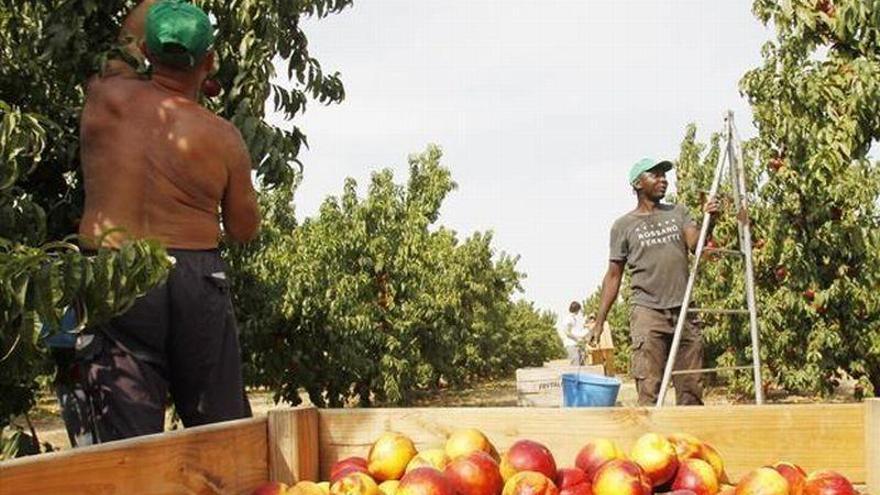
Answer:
[{"left": 72, "top": 0, "right": 260, "bottom": 443}]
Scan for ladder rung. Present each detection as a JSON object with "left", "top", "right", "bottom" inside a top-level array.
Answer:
[
  {"left": 670, "top": 365, "right": 754, "bottom": 376},
  {"left": 688, "top": 308, "right": 750, "bottom": 315},
  {"left": 704, "top": 247, "right": 743, "bottom": 256}
]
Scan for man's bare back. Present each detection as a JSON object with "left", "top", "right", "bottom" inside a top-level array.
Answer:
[{"left": 79, "top": 74, "right": 258, "bottom": 249}]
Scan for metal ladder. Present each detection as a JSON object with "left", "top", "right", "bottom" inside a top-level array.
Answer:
[{"left": 655, "top": 111, "right": 764, "bottom": 407}]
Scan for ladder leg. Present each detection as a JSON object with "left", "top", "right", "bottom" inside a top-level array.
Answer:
[
  {"left": 655, "top": 132, "right": 730, "bottom": 408},
  {"left": 728, "top": 117, "right": 764, "bottom": 404}
]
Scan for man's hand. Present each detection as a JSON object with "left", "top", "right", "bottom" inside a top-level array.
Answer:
[
  {"left": 703, "top": 196, "right": 720, "bottom": 216},
  {"left": 586, "top": 320, "right": 603, "bottom": 347}
]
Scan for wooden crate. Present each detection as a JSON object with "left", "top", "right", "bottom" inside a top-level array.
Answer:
[
  {"left": 516, "top": 365, "right": 605, "bottom": 407},
  {"left": 1, "top": 401, "right": 878, "bottom": 495}
]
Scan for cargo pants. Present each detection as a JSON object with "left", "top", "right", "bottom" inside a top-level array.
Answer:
[{"left": 630, "top": 305, "right": 704, "bottom": 406}]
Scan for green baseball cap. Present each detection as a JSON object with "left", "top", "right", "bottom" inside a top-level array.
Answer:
[
  {"left": 145, "top": 0, "right": 214, "bottom": 68},
  {"left": 628, "top": 157, "right": 673, "bottom": 185}
]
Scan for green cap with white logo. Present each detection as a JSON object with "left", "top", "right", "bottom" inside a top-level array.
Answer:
[
  {"left": 145, "top": 0, "right": 214, "bottom": 68},
  {"left": 628, "top": 158, "right": 673, "bottom": 185}
]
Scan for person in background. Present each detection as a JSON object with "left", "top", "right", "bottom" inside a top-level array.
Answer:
[{"left": 563, "top": 301, "right": 588, "bottom": 365}]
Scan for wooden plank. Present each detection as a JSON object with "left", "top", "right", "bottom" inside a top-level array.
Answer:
[
  {"left": 867, "top": 399, "right": 879, "bottom": 495},
  {"left": 0, "top": 417, "right": 268, "bottom": 495},
  {"left": 269, "top": 407, "right": 320, "bottom": 485},
  {"left": 315, "top": 404, "right": 865, "bottom": 483}
]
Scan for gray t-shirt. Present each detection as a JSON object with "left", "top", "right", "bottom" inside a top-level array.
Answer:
[{"left": 609, "top": 204, "right": 696, "bottom": 309}]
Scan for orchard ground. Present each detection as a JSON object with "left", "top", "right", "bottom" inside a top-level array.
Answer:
[{"left": 15, "top": 375, "right": 860, "bottom": 453}]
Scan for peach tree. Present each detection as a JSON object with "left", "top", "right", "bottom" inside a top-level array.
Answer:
[
  {"left": 740, "top": 0, "right": 880, "bottom": 397},
  {"left": 669, "top": 0, "right": 880, "bottom": 398},
  {"left": 231, "top": 145, "right": 565, "bottom": 406}
]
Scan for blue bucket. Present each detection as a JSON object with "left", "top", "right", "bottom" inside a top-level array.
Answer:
[{"left": 561, "top": 373, "right": 621, "bottom": 407}]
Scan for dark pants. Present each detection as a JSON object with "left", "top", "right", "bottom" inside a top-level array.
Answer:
[
  {"left": 63, "top": 249, "right": 251, "bottom": 445},
  {"left": 630, "top": 305, "right": 704, "bottom": 406}
]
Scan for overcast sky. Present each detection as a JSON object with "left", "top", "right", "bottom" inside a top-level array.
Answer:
[{"left": 268, "top": 1, "right": 772, "bottom": 332}]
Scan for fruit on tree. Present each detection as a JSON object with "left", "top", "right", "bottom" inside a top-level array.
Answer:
[
  {"left": 775, "top": 266, "right": 787, "bottom": 281},
  {"left": 201, "top": 78, "right": 221, "bottom": 97}
]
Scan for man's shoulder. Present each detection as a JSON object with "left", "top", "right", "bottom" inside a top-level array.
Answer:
[
  {"left": 611, "top": 210, "right": 639, "bottom": 230},
  {"left": 85, "top": 74, "right": 147, "bottom": 102}
]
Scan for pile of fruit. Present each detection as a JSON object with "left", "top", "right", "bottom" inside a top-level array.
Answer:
[{"left": 251, "top": 429, "right": 859, "bottom": 495}]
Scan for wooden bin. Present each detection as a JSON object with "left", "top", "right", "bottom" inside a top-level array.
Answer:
[
  {"left": 1, "top": 400, "right": 878, "bottom": 495},
  {"left": 516, "top": 364, "right": 604, "bottom": 407}
]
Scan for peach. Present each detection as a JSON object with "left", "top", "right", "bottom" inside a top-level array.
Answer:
[
  {"left": 735, "top": 467, "right": 789, "bottom": 495},
  {"left": 772, "top": 462, "right": 807, "bottom": 495},
  {"left": 369, "top": 432, "right": 418, "bottom": 481},
  {"left": 251, "top": 482, "right": 289, "bottom": 495},
  {"left": 318, "top": 482, "right": 332, "bottom": 495},
  {"left": 556, "top": 468, "right": 592, "bottom": 495},
  {"left": 446, "top": 429, "right": 498, "bottom": 461},
  {"left": 698, "top": 443, "right": 729, "bottom": 484},
  {"left": 332, "top": 457, "right": 370, "bottom": 482},
  {"left": 397, "top": 467, "right": 456, "bottom": 495},
  {"left": 574, "top": 439, "right": 624, "bottom": 480},
  {"left": 591, "top": 460, "right": 652, "bottom": 495},
  {"left": 559, "top": 483, "right": 592, "bottom": 495},
  {"left": 555, "top": 468, "right": 588, "bottom": 489},
  {"left": 630, "top": 432, "right": 679, "bottom": 487},
  {"left": 331, "top": 472, "right": 381, "bottom": 495},
  {"left": 293, "top": 481, "right": 329, "bottom": 495},
  {"left": 718, "top": 485, "right": 736, "bottom": 495},
  {"left": 500, "top": 440, "right": 557, "bottom": 481},
  {"left": 804, "top": 470, "right": 856, "bottom": 495},
  {"left": 379, "top": 480, "right": 401, "bottom": 495},
  {"left": 502, "top": 471, "right": 560, "bottom": 495},
  {"left": 668, "top": 433, "right": 702, "bottom": 460},
  {"left": 407, "top": 449, "right": 452, "bottom": 473},
  {"left": 444, "top": 450, "right": 504, "bottom": 495},
  {"left": 671, "top": 458, "right": 719, "bottom": 495}
]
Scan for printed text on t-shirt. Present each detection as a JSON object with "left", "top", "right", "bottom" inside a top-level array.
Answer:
[{"left": 636, "top": 220, "right": 680, "bottom": 247}]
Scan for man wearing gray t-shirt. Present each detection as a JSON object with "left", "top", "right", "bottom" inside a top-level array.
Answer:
[{"left": 588, "top": 158, "right": 718, "bottom": 406}]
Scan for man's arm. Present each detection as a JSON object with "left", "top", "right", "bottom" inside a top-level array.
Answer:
[
  {"left": 588, "top": 260, "right": 624, "bottom": 346},
  {"left": 100, "top": 0, "right": 159, "bottom": 78},
  {"left": 221, "top": 130, "right": 261, "bottom": 243},
  {"left": 684, "top": 197, "right": 720, "bottom": 253}
]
